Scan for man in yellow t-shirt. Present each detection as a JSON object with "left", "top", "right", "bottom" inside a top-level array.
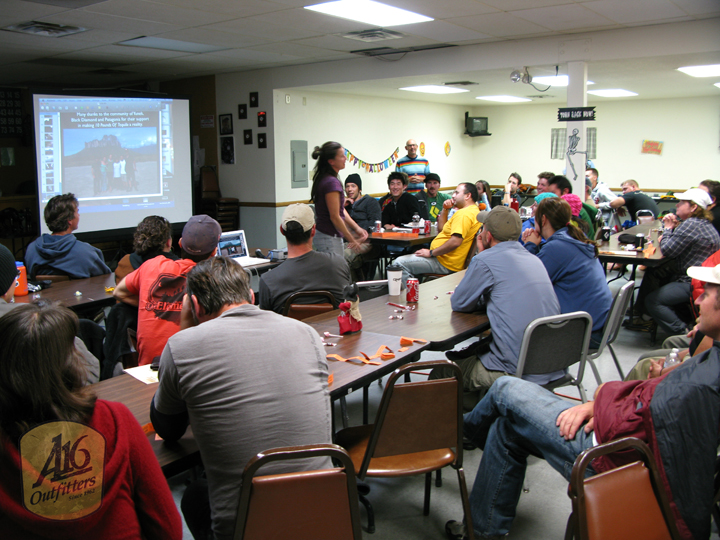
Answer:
[{"left": 394, "top": 182, "right": 480, "bottom": 284}]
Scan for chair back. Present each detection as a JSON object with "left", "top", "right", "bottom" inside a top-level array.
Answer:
[
  {"left": 567, "top": 437, "right": 680, "bottom": 540},
  {"left": 359, "top": 360, "right": 463, "bottom": 475},
  {"left": 282, "top": 290, "right": 337, "bottom": 320},
  {"left": 201, "top": 165, "right": 221, "bottom": 199},
  {"left": 234, "top": 444, "right": 362, "bottom": 540},
  {"left": 588, "top": 281, "right": 634, "bottom": 360},
  {"left": 515, "top": 311, "right": 592, "bottom": 401}
]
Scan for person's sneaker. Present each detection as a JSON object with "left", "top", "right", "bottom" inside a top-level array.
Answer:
[{"left": 445, "top": 520, "right": 506, "bottom": 540}]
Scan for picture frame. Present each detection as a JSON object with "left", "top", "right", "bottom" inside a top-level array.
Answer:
[{"left": 219, "top": 114, "right": 233, "bottom": 135}]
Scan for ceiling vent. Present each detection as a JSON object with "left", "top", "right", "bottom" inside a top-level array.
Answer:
[
  {"left": 2, "top": 21, "right": 87, "bottom": 37},
  {"left": 444, "top": 81, "right": 478, "bottom": 86},
  {"left": 341, "top": 29, "right": 405, "bottom": 42},
  {"left": 526, "top": 94, "right": 555, "bottom": 99}
]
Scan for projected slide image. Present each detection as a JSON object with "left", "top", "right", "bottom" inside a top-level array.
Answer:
[{"left": 61, "top": 127, "right": 159, "bottom": 198}]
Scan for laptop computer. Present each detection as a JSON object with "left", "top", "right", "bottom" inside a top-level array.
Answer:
[{"left": 216, "top": 230, "right": 271, "bottom": 267}]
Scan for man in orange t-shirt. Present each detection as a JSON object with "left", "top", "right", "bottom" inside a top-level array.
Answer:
[{"left": 114, "top": 215, "right": 221, "bottom": 366}]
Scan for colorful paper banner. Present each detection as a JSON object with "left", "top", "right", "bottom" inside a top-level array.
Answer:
[{"left": 345, "top": 148, "right": 400, "bottom": 173}]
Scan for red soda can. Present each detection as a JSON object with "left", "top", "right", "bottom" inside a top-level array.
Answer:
[
  {"left": 375, "top": 220, "right": 381, "bottom": 232},
  {"left": 406, "top": 278, "right": 419, "bottom": 302},
  {"left": 412, "top": 227, "right": 420, "bottom": 234},
  {"left": 424, "top": 220, "right": 431, "bottom": 234}
]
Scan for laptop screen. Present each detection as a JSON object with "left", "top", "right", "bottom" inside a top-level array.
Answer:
[{"left": 217, "top": 230, "right": 248, "bottom": 258}]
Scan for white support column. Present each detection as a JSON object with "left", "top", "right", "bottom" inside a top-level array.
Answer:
[{"left": 565, "top": 61, "right": 587, "bottom": 195}]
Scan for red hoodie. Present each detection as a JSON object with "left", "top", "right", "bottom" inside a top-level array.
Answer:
[{"left": 0, "top": 400, "right": 182, "bottom": 540}]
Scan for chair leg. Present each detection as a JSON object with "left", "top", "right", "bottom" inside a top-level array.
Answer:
[
  {"left": 435, "top": 468, "right": 442, "bottom": 487},
  {"left": 455, "top": 467, "right": 475, "bottom": 540},
  {"left": 564, "top": 511, "right": 576, "bottom": 540},
  {"left": 424, "top": 472, "right": 432, "bottom": 515},
  {"left": 608, "top": 344, "right": 625, "bottom": 380},
  {"left": 357, "top": 483, "right": 375, "bottom": 534},
  {"left": 587, "top": 358, "right": 602, "bottom": 385},
  {"left": 339, "top": 396, "right": 349, "bottom": 429}
]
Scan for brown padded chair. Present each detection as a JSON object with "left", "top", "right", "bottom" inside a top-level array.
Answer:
[
  {"left": 200, "top": 165, "right": 240, "bottom": 232},
  {"left": 565, "top": 437, "right": 681, "bottom": 540},
  {"left": 334, "top": 359, "right": 474, "bottom": 539},
  {"left": 233, "top": 443, "right": 362, "bottom": 540},
  {"left": 282, "top": 290, "right": 336, "bottom": 320}
]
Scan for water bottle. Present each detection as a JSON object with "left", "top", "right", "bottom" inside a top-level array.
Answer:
[{"left": 664, "top": 348, "right": 680, "bottom": 368}]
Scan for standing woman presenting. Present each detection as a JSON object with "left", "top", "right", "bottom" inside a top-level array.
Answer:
[{"left": 310, "top": 142, "right": 368, "bottom": 256}]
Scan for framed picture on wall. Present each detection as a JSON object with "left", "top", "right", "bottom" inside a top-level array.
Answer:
[
  {"left": 221, "top": 137, "right": 235, "bottom": 164},
  {"left": 219, "top": 114, "right": 233, "bottom": 135}
]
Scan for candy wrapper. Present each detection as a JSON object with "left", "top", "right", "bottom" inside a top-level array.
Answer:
[{"left": 337, "top": 299, "right": 362, "bottom": 334}]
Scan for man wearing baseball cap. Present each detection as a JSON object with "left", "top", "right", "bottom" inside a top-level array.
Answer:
[
  {"left": 416, "top": 172, "right": 451, "bottom": 223},
  {"left": 259, "top": 203, "right": 350, "bottom": 313},
  {"left": 114, "top": 214, "right": 221, "bottom": 365},
  {"left": 436, "top": 205, "right": 560, "bottom": 411},
  {"left": 445, "top": 262, "right": 720, "bottom": 540},
  {"left": 641, "top": 187, "right": 720, "bottom": 336}
]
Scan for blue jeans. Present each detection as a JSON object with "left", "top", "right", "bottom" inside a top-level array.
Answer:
[
  {"left": 463, "top": 377, "right": 595, "bottom": 537},
  {"left": 644, "top": 281, "right": 692, "bottom": 335},
  {"left": 394, "top": 253, "right": 450, "bottom": 285},
  {"left": 313, "top": 230, "right": 344, "bottom": 258}
]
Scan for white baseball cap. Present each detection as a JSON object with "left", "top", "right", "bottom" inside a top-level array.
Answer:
[
  {"left": 687, "top": 264, "right": 720, "bottom": 285},
  {"left": 676, "top": 188, "right": 713, "bottom": 210}
]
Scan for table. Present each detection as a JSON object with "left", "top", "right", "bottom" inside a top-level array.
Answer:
[
  {"left": 368, "top": 231, "right": 436, "bottom": 248},
  {"left": 14, "top": 273, "right": 117, "bottom": 312},
  {"left": 306, "top": 271, "right": 490, "bottom": 352},
  {"left": 91, "top": 329, "right": 428, "bottom": 476}
]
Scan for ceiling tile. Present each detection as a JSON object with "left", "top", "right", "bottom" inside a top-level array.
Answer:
[
  {"left": 206, "top": 17, "right": 322, "bottom": 41},
  {"left": 82, "top": 0, "right": 233, "bottom": 27},
  {"left": 583, "top": 0, "right": 687, "bottom": 23},
  {"left": 83, "top": 43, "right": 195, "bottom": 60},
  {"left": 0, "top": 0, "right": 68, "bottom": 21},
  {"left": 399, "top": 20, "right": 493, "bottom": 42},
  {"left": 249, "top": 41, "right": 351, "bottom": 58},
  {"left": 156, "top": 27, "right": 272, "bottom": 48},
  {"left": 512, "top": 4, "right": 619, "bottom": 31},
  {"left": 481, "top": 0, "right": 575, "bottom": 9},
  {"left": 41, "top": 10, "right": 180, "bottom": 35},
  {"left": 248, "top": 7, "right": 375, "bottom": 34},
  {"left": 670, "top": 0, "right": 720, "bottom": 16},
  {"left": 390, "top": 0, "right": 499, "bottom": 19},
  {"left": 146, "top": 0, "right": 289, "bottom": 17},
  {"left": 446, "top": 12, "right": 554, "bottom": 36}
]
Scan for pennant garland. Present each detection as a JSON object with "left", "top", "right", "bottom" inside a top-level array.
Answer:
[{"left": 344, "top": 147, "right": 400, "bottom": 173}]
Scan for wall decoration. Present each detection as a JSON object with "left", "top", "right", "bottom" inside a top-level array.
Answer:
[
  {"left": 419, "top": 142, "right": 425, "bottom": 156},
  {"left": 565, "top": 128, "right": 587, "bottom": 181},
  {"left": 200, "top": 115, "right": 214, "bottom": 128},
  {"left": 641, "top": 140, "right": 663, "bottom": 155},
  {"left": 0, "top": 88, "right": 24, "bottom": 137},
  {"left": 257, "top": 133, "right": 267, "bottom": 149},
  {"left": 343, "top": 147, "right": 400, "bottom": 173},
  {"left": 1, "top": 147, "right": 15, "bottom": 166},
  {"left": 219, "top": 114, "right": 233, "bottom": 135},
  {"left": 244, "top": 129, "right": 252, "bottom": 145},
  {"left": 238, "top": 104, "right": 247, "bottom": 119},
  {"left": 220, "top": 136, "right": 235, "bottom": 164},
  {"left": 257, "top": 111, "right": 266, "bottom": 128},
  {"left": 249, "top": 92, "right": 258, "bottom": 108},
  {"left": 444, "top": 142, "right": 451, "bottom": 156}
]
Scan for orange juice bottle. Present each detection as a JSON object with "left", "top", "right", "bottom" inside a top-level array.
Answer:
[{"left": 15, "top": 262, "right": 28, "bottom": 296}]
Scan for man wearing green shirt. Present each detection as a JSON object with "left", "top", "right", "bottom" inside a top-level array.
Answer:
[{"left": 416, "top": 173, "right": 450, "bottom": 222}]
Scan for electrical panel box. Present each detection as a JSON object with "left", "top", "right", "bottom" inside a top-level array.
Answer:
[{"left": 291, "top": 140, "right": 308, "bottom": 188}]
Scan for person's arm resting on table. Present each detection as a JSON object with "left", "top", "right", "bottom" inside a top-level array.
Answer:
[
  {"left": 150, "top": 346, "right": 190, "bottom": 442},
  {"left": 114, "top": 275, "right": 139, "bottom": 307}
]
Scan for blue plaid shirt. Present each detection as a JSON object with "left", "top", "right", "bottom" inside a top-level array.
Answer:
[{"left": 661, "top": 217, "right": 720, "bottom": 282}]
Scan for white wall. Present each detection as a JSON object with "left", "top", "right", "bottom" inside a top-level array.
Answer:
[{"left": 470, "top": 96, "right": 720, "bottom": 190}]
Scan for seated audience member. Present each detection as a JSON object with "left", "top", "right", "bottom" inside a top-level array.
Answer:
[
  {"left": 522, "top": 197, "right": 612, "bottom": 345},
  {"left": 561, "top": 193, "right": 594, "bottom": 239},
  {"left": 475, "top": 180, "right": 491, "bottom": 209},
  {"left": 115, "top": 215, "right": 178, "bottom": 284},
  {"left": 584, "top": 177, "right": 596, "bottom": 207},
  {"left": 114, "top": 214, "right": 221, "bottom": 366},
  {"left": 641, "top": 189, "right": 720, "bottom": 335},
  {"left": 501, "top": 172, "right": 521, "bottom": 206},
  {"left": 151, "top": 257, "right": 332, "bottom": 540},
  {"left": 0, "top": 244, "right": 99, "bottom": 384},
  {"left": 0, "top": 302, "right": 181, "bottom": 539},
  {"left": 436, "top": 206, "right": 560, "bottom": 411},
  {"left": 587, "top": 167, "right": 617, "bottom": 224},
  {"left": 446, "top": 263, "right": 720, "bottom": 540},
  {"left": 535, "top": 171, "right": 553, "bottom": 195},
  {"left": 395, "top": 183, "right": 480, "bottom": 283},
  {"left": 343, "top": 174, "right": 382, "bottom": 279},
  {"left": 417, "top": 173, "right": 450, "bottom": 222},
  {"left": 24, "top": 193, "right": 111, "bottom": 279},
  {"left": 546, "top": 175, "right": 596, "bottom": 234},
  {"left": 609, "top": 179, "right": 660, "bottom": 221},
  {"left": 379, "top": 171, "right": 422, "bottom": 230},
  {"left": 698, "top": 179, "right": 720, "bottom": 236},
  {"left": 260, "top": 203, "right": 350, "bottom": 313},
  {"left": 519, "top": 192, "right": 557, "bottom": 246}
]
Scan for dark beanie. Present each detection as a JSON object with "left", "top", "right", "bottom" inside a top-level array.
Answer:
[
  {"left": 345, "top": 173, "right": 362, "bottom": 191},
  {"left": 425, "top": 173, "right": 441, "bottom": 184},
  {"left": 0, "top": 244, "right": 16, "bottom": 295}
]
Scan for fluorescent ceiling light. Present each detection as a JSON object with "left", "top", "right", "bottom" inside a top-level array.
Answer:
[
  {"left": 715, "top": 83, "right": 720, "bottom": 89},
  {"left": 305, "top": 0, "right": 432, "bottom": 27},
  {"left": 118, "top": 37, "right": 227, "bottom": 53},
  {"left": 400, "top": 85, "right": 468, "bottom": 94},
  {"left": 587, "top": 89, "right": 637, "bottom": 97},
  {"left": 677, "top": 64, "right": 720, "bottom": 77},
  {"left": 476, "top": 95, "right": 531, "bottom": 103},
  {"left": 531, "top": 75, "right": 595, "bottom": 86}
]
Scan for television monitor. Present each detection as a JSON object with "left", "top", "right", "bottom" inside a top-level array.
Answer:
[
  {"left": 31, "top": 92, "right": 194, "bottom": 241},
  {"left": 465, "top": 112, "right": 490, "bottom": 137}
]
